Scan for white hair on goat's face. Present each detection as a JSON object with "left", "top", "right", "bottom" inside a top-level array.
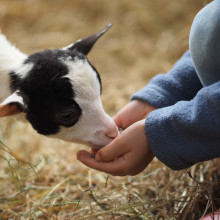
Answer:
[
  {"left": 64, "top": 58, "right": 101, "bottom": 101},
  {"left": 0, "top": 24, "right": 118, "bottom": 149},
  {"left": 48, "top": 58, "right": 118, "bottom": 148}
]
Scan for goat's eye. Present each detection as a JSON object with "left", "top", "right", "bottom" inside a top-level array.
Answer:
[
  {"left": 55, "top": 106, "right": 81, "bottom": 127},
  {"left": 60, "top": 111, "right": 74, "bottom": 121}
]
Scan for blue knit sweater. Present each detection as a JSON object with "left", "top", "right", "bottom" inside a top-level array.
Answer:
[{"left": 132, "top": 51, "right": 220, "bottom": 170}]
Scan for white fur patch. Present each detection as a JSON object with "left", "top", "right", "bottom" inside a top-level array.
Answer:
[
  {"left": 0, "top": 31, "right": 27, "bottom": 101},
  {"left": 51, "top": 58, "right": 118, "bottom": 148},
  {"left": 62, "top": 39, "right": 82, "bottom": 51},
  {"left": 2, "top": 90, "right": 25, "bottom": 107},
  {"left": 64, "top": 58, "right": 101, "bottom": 100},
  {"left": 15, "top": 63, "right": 34, "bottom": 79},
  {"left": 0, "top": 31, "right": 27, "bottom": 73}
]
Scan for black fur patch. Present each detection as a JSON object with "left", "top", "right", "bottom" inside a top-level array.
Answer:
[
  {"left": 17, "top": 49, "right": 83, "bottom": 135},
  {"left": 9, "top": 49, "right": 102, "bottom": 135},
  {"left": 10, "top": 71, "right": 21, "bottom": 93}
]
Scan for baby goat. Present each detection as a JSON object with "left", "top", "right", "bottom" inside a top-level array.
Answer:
[{"left": 0, "top": 24, "right": 118, "bottom": 149}]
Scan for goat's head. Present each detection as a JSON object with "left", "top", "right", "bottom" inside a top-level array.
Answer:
[{"left": 0, "top": 24, "right": 118, "bottom": 149}]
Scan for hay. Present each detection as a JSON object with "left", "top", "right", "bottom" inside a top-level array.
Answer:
[{"left": 0, "top": 0, "right": 219, "bottom": 219}]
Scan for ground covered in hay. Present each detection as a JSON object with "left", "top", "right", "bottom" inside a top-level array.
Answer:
[{"left": 0, "top": 0, "right": 219, "bottom": 219}]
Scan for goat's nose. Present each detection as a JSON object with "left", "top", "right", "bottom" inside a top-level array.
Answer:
[{"left": 105, "top": 124, "right": 119, "bottom": 139}]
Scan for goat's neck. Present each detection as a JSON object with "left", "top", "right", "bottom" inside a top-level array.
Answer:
[{"left": 0, "top": 33, "right": 27, "bottom": 102}]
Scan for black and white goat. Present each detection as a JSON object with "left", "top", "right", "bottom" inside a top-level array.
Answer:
[{"left": 0, "top": 24, "right": 118, "bottom": 149}]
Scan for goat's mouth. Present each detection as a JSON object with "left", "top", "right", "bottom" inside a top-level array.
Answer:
[
  {"left": 89, "top": 144, "right": 102, "bottom": 158},
  {"left": 88, "top": 142, "right": 103, "bottom": 150},
  {"left": 90, "top": 148, "right": 99, "bottom": 158},
  {"left": 91, "top": 148, "right": 99, "bottom": 154}
]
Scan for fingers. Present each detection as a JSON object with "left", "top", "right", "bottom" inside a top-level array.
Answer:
[
  {"left": 113, "top": 100, "right": 153, "bottom": 129},
  {"left": 95, "top": 120, "right": 144, "bottom": 162},
  {"left": 77, "top": 150, "right": 128, "bottom": 176},
  {"left": 77, "top": 120, "right": 153, "bottom": 176},
  {"left": 113, "top": 113, "right": 122, "bottom": 128},
  {"left": 95, "top": 132, "right": 130, "bottom": 162},
  {"left": 113, "top": 101, "right": 137, "bottom": 128}
]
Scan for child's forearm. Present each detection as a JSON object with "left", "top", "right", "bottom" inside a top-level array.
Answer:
[
  {"left": 131, "top": 51, "right": 202, "bottom": 109},
  {"left": 145, "top": 81, "right": 220, "bottom": 170}
]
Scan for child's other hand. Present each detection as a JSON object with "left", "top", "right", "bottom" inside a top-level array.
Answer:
[
  {"left": 77, "top": 119, "right": 154, "bottom": 176},
  {"left": 114, "top": 100, "right": 156, "bottom": 129}
]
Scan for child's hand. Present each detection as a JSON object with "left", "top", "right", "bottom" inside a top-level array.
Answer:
[
  {"left": 77, "top": 119, "right": 155, "bottom": 176},
  {"left": 113, "top": 100, "right": 156, "bottom": 129}
]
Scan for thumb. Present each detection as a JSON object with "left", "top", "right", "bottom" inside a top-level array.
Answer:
[{"left": 95, "top": 134, "right": 129, "bottom": 162}]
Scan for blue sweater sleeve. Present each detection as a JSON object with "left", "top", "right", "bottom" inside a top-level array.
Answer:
[
  {"left": 131, "top": 50, "right": 219, "bottom": 170},
  {"left": 131, "top": 51, "right": 203, "bottom": 108},
  {"left": 146, "top": 81, "right": 220, "bottom": 170}
]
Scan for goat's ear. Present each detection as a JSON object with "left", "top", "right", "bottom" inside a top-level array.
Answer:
[
  {"left": 0, "top": 91, "right": 26, "bottom": 118},
  {"left": 64, "top": 23, "right": 112, "bottom": 55}
]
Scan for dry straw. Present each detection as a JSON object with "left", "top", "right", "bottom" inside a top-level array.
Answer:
[{"left": 0, "top": 0, "right": 218, "bottom": 219}]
